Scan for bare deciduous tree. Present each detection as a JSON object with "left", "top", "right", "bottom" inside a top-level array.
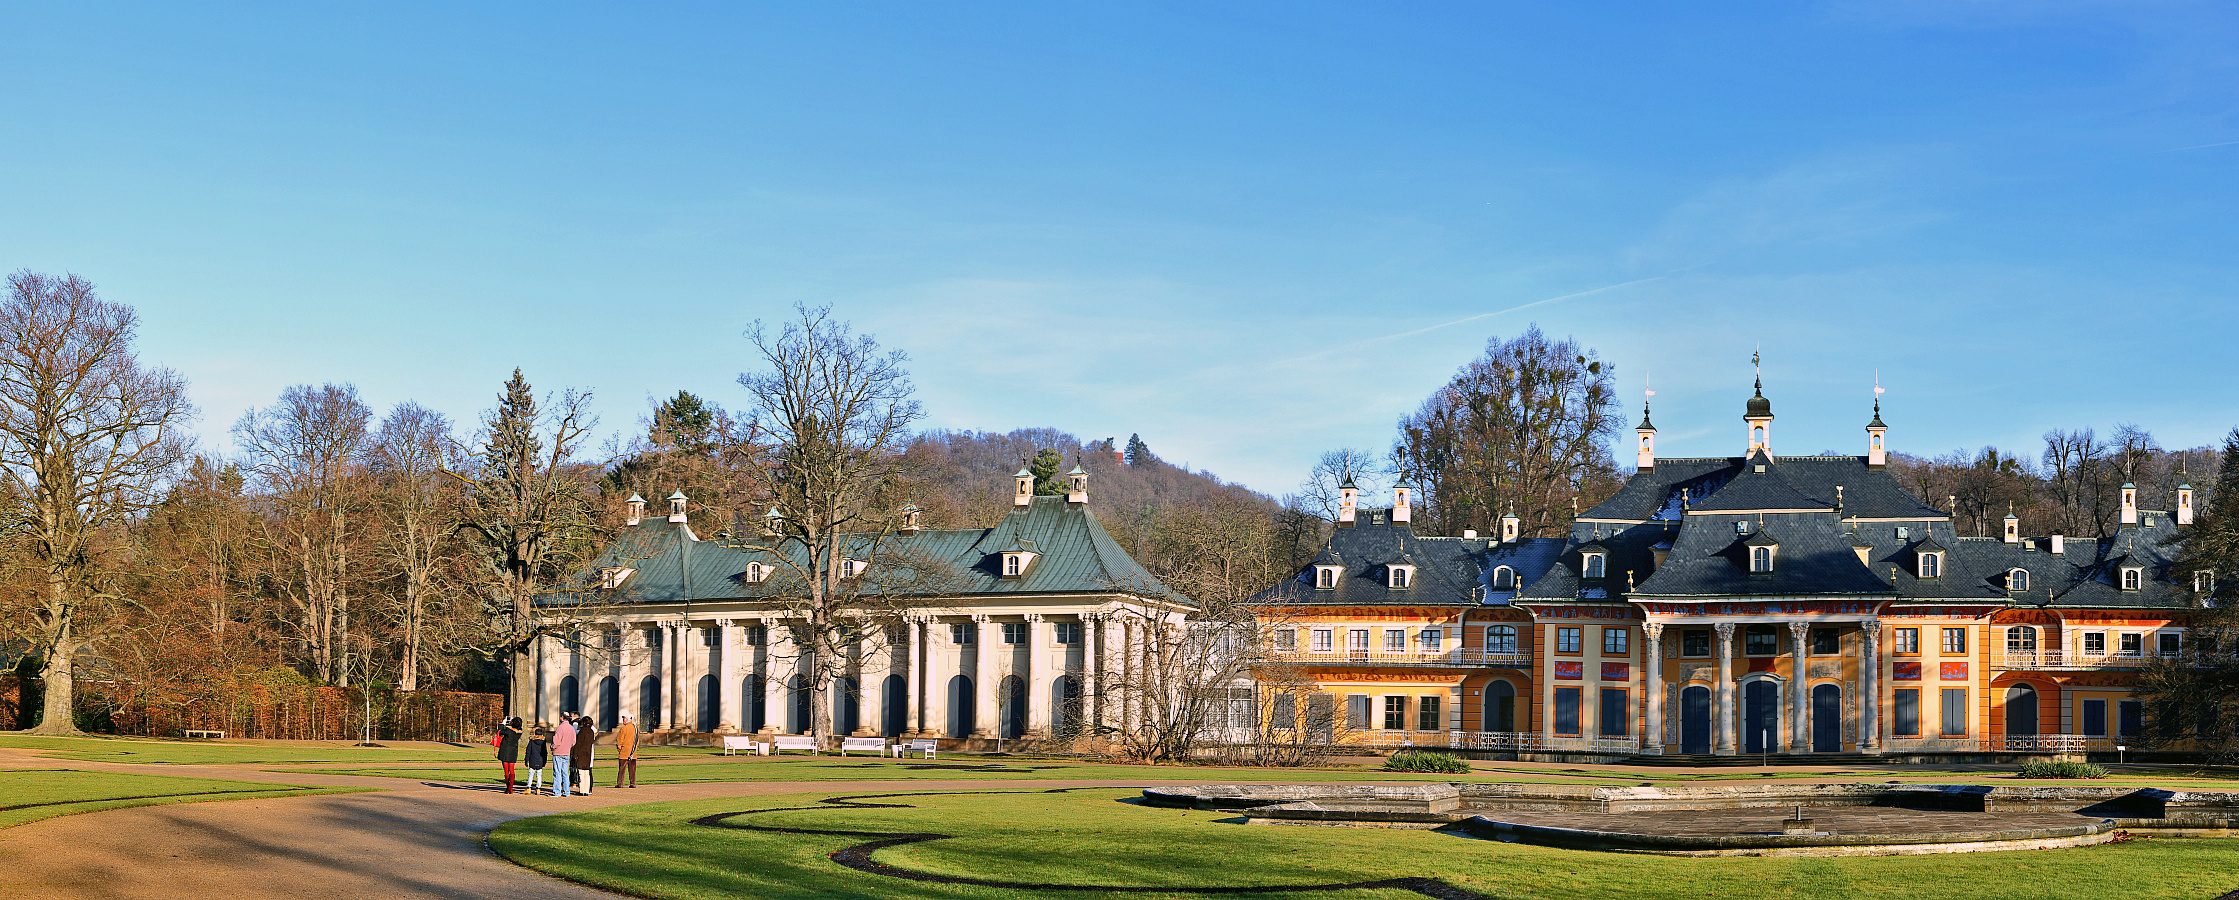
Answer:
[
  {"left": 235, "top": 384, "right": 372, "bottom": 685},
  {"left": 369, "top": 403, "right": 458, "bottom": 692},
  {"left": 0, "top": 271, "right": 192, "bottom": 734}
]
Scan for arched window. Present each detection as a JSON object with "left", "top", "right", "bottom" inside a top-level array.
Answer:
[
  {"left": 2006, "top": 626, "right": 2038, "bottom": 653},
  {"left": 1389, "top": 566, "right": 1412, "bottom": 589},
  {"left": 557, "top": 675, "right": 579, "bottom": 717},
  {"left": 1750, "top": 546, "right": 1773, "bottom": 573},
  {"left": 1492, "top": 566, "right": 1515, "bottom": 589},
  {"left": 1583, "top": 554, "right": 1605, "bottom": 579},
  {"left": 745, "top": 562, "right": 769, "bottom": 583},
  {"left": 639, "top": 675, "right": 662, "bottom": 729},
  {"left": 1919, "top": 553, "right": 1941, "bottom": 579},
  {"left": 1485, "top": 625, "right": 1518, "bottom": 654},
  {"left": 2009, "top": 568, "right": 2030, "bottom": 592},
  {"left": 2122, "top": 568, "right": 2142, "bottom": 590},
  {"left": 1315, "top": 566, "right": 1338, "bottom": 589}
]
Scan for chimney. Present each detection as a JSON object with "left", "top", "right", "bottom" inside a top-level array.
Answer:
[
  {"left": 1065, "top": 463, "right": 1088, "bottom": 505},
  {"left": 1462, "top": 529, "right": 1477, "bottom": 540},
  {"left": 2050, "top": 533, "right": 2064, "bottom": 555},
  {"left": 1391, "top": 481, "right": 1413, "bottom": 525},
  {"left": 1338, "top": 476, "right": 1357, "bottom": 528},
  {"left": 667, "top": 490, "right": 688, "bottom": 523},
  {"left": 2121, "top": 483, "right": 2138, "bottom": 525},
  {"left": 1013, "top": 466, "right": 1034, "bottom": 507},
  {"left": 625, "top": 493, "right": 645, "bottom": 526}
]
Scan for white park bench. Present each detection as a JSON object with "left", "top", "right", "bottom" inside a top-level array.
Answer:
[
  {"left": 720, "top": 735, "right": 757, "bottom": 756},
  {"left": 838, "top": 737, "right": 888, "bottom": 757},
  {"left": 182, "top": 730, "right": 225, "bottom": 740},
  {"left": 890, "top": 738, "right": 938, "bottom": 759},
  {"left": 766, "top": 734, "right": 819, "bottom": 755}
]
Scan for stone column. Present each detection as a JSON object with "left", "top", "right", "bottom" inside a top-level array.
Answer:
[
  {"left": 1540, "top": 624, "right": 1557, "bottom": 743},
  {"left": 715, "top": 620, "right": 741, "bottom": 733},
  {"left": 910, "top": 617, "right": 934, "bottom": 737},
  {"left": 1023, "top": 615, "right": 1052, "bottom": 738},
  {"left": 762, "top": 619, "right": 788, "bottom": 734},
  {"left": 1788, "top": 621, "right": 1809, "bottom": 753},
  {"left": 972, "top": 615, "right": 998, "bottom": 738},
  {"left": 1859, "top": 621, "right": 1881, "bottom": 752},
  {"left": 1087, "top": 614, "right": 1107, "bottom": 735},
  {"left": 855, "top": 627, "right": 886, "bottom": 737},
  {"left": 1642, "top": 623, "right": 1665, "bottom": 754},
  {"left": 618, "top": 627, "right": 641, "bottom": 730},
  {"left": 1712, "top": 622, "right": 1736, "bottom": 755}
]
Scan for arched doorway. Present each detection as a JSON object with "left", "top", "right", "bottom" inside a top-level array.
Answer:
[
  {"left": 1679, "top": 685, "right": 1712, "bottom": 754},
  {"left": 1000, "top": 674, "right": 1027, "bottom": 739},
  {"left": 1483, "top": 681, "right": 1516, "bottom": 733},
  {"left": 557, "top": 675, "right": 579, "bottom": 717},
  {"left": 881, "top": 674, "right": 907, "bottom": 737},
  {"left": 1743, "top": 680, "right": 1780, "bottom": 754},
  {"left": 2005, "top": 684, "right": 2039, "bottom": 747},
  {"left": 947, "top": 675, "right": 975, "bottom": 737},
  {"left": 1052, "top": 675, "right": 1083, "bottom": 738},
  {"left": 832, "top": 677, "right": 860, "bottom": 735},
  {"left": 696, "top": 674, "right": 719, "bottom": 733},
  {"left": 787, "top": 674, "right": 811, "bottom": 734},
  {"left": 1811, "top": 684, "right": 1841, "bottom": 752},
  {"left": 638, "top": 676, "right": 661, "bottom": 729},
  {"left": 743, "top": 674, "right": 766, "bottom": 732},
  {"left": 597, "top": 676, "right": 619, "bottom": 731}
]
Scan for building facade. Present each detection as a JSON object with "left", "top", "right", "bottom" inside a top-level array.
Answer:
[
  {"left": 531, "top": 468, "right": 1190, "bottom": 747},
  {"left": 1255, "top": 382, "right": 2199, "bottom": 759}
]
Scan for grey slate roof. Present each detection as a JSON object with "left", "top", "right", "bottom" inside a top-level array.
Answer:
[
  {"left": 1947, "top": 514, "right": 2189, "bottom": 609},
  {"left": 1252, "top": 510, "right": 1564, "bottom": 608},
  {"left": 559, "top": 496, "right": 1185, "bottom": 608}
]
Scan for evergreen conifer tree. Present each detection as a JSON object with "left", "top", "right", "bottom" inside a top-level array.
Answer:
[
  {"left": 1029, "top": 447, "right": 1067, "bottom": 494},
  {"left": 2139, "top": 428, "right": 2239, "bottom": 761},
  {"left": 1125, "top": 433, "right": 1152, "bottom": 466}
]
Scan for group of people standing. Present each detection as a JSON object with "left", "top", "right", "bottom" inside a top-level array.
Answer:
[{"left": 491, "top": 712, "right": 642, "bottom": 796}]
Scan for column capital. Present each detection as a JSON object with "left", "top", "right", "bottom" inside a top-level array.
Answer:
[
  {"left": 1023, "top": 613, "right": 1045, "bottom": 623},
  {"left": 971, "top": 613, "right": 991, "bottom": 623},
  {"left": 1641, "top": 622, "right": 1664, "bottom": 640},
  {"left": 714, "top": 617, "right": 735, "bottom": 628},
  {"left": 1711, "top": 621, "right": 1736, "bottom": 640},
  {"left": 1787, "top": 620, "right": 1809, "bottom": 640}
]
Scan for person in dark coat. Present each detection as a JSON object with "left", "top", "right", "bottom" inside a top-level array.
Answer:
[
  {"left": 523, "top": 726, "right": 551, "bottom": 796},
  {"left": 494, "top": 716, "right": 524, "bottom": 794},
  {"left": 571, "top": 718, "right": 598, "bottom": 796}
]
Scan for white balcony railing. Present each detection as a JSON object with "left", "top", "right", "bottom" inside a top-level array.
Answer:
[
  {"left": 1989, "top": 650, "right": 2176, "bottom": 670},
  {"left": 1884, "top": 735, "right": 2120, "bottom": 754},
  {"left": 1342, "top": 729, "right": 1642, "bottom": 756},
  {"left": 1267, "top": 649, "right": 1533, "bottom": 668}
]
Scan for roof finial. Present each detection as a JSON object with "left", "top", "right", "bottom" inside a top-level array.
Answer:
[{"left": 1752, "top": 346, "right": 1762, "bottom": 395}]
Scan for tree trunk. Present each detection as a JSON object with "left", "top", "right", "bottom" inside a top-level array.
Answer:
[{"left": 31, "top": 576, "right": 81, "bottom": 735}]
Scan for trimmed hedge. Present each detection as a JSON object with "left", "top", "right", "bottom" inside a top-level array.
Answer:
[
  {"left": 2017, "top": 760, "right": 2108, "bottom": 779},
  {"left": 1382, "top": 750, "right": 1472, "bottom": 774}
]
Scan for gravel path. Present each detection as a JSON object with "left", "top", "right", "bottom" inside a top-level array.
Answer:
[{"left": 0, "top": 749, "right": 1163, "bottom": 900}]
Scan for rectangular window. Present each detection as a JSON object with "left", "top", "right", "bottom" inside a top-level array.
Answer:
[
  {"left": 1054, "top": 622, "right": 1082, "bottom": 645},
  {"left": 1346, "top": 694, "right": 1370, "bottom": 730},
  {"left": 1308, "top": 694, "right": 1335, "bottom": 741},
  {"left": 1347, "top": 629, "right": 1369, "bottom": 654},
  {"left": 1421, "top": 629, "right": 1442, "bottom": 651},
  {"left": 1894, "top": 628, "right": 1919, "bottom": 654},
  {"left": 1556, "top": 627, "right": 1582, "bottom": 654},
  {"left": 1744, "top": 627, "right": 1777, "bottom": 656},
  {"left": 1485, "top": 625, "right": 1518, "bottom": 654},
  {"left": 745, "top": 625, "right": 767, "bottom": 646},
  {"left": 1273, "top": 630, "right": 1297, "bottom": 652},
  {"left": 2160, "top": 633, "right": 2182, "bottom": 655},
  {"left": 1681, "top": 629, "right": 1710, "bottom": 657},
  {"left": 602, "top": 631, "right": 622, "bottom": 651},
  {"left": 1894, "top": 688, "right": 1921, "bottom": 737},
  {"left": 1383, "top": 696, "right": 1407, "bottom": 731},
  {"left": 1418, "top": 696, "right": 1442, "bottom": 731},
  {"left": 2084, "top": 632, "right": 2105, "bottom": 654},
  {"left": 1272, "top": 692, "right": 1296, "bottom": 728},
  {"left": 1554, "top": 687, "right": 1582, "bottom": 735},
  {"left": 1312, "top": 629, "right": 1333, "bottom": 652},
  {"left": 2118, "top": 700, "right": 2143, "bottom": 737},
  {"left": 645, "top": 628, "right": 663, "bottom": 649},
  {"left": 1002, "top": 622, "right": 1027, "bottom": 645},
  {"left": 2083, "top": 699, "right": 2107, "bottom": 736},
  {"left": 951, "top": 623, "right": 974, "bottom": 645},
  {"left": 1384, "top": 629, "right": 1406, "bottom": 652},
  {"left": 1599, "top": 688, "right": 1629, "bottom": 737},
  {"left": 2119, "top": 633, "right": 2142, "bottom": 655},
  {"left": 702, "top": 627, "right": 720, "bottom": 648},
  {"left": 1942, "top": 627, "right": 1967, "bottom": 655},
  {"left": 1812, "top": 628, "right": 1841, "bottom": 656},
  {"left": 1603, "top": 627, "right": 1629, "bottom": 655},
  {"left": 1940, "top": 688, "right": 1968, "bottom": 736}
]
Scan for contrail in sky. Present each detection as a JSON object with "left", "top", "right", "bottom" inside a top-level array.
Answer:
[{"left": 1368, "top": 275, "right": 1668, "bottom": 343}]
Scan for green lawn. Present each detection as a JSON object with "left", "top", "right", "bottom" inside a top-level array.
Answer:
[
  {"left": 491, "top": 787, "right": 2239, "bottom": 900},
  {"left": 0, "top": 769, "right": 367, "bottom": 828}
]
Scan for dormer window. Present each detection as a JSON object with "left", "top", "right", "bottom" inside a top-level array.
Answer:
[
  {"left": 2008, "top": 568, "right": 2029, "bottom": 592},
  {"left": 2121, "top": 567, "right": 2142, "bottom": 591},
  {"left": 1582, "top": 553, "right": 1605, "bottom": 579},
  {"left": 599, "top": 567, "right": 635, "bottom": 589},
  {"left": 2197, "top": 572, "right": 2216, "bottom": 594},
  {"left": 1491, "top": 566, "right": 1515, "bottom": 590},
  {"left": 841, "top": 558, "right": 869, "bottom": 578},
  {"left": 1750, "top": 546, "right": 1774, "bottom": 573},
  {"left": 744, "top": 562, "right": 771, "bottom": 583},
  {"left": 1001, "top": 549, "right": 1039, "bottom": 579},
  {"left": 1314, "top": 565, "right": 1340, "bottom": 589},
  {"left": 1918, "top": 552, "right": 1941, "bottom": 579},
  {"left": 1389, "top": 565, "right": 1415, "bottom": 589}
]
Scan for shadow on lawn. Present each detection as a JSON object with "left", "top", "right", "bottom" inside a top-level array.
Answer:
[{"left": 691, "top": 788, "right": 1493, "bottom": 899}]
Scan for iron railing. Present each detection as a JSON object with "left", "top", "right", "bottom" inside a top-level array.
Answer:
[
  {"left": 1988, "top": 650, "right": 2177, "bottom": 670},
  {"left": 1341, "top": 729, "right": 1643, "bottom": 755},
  {"left": 1267, "top": 649, "right": 1533, "bottom": 668}
]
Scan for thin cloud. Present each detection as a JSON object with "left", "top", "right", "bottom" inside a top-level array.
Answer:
[
  {"left": 1281, "top": 274, "right": 1669, "bottom": 365},
  {"left": 2159, "top": 139, "right": 2239, "bottom": 153}
]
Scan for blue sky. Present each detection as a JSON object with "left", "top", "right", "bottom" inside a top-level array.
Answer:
[{"left": 2, "top": 3, "right": 2232, "bottom": 497}]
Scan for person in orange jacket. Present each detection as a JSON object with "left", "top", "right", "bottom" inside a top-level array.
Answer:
[{"left": 614, "top": 713, "right": 640, "bottom": 788}]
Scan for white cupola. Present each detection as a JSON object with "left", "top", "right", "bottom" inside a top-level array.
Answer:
[
  {"left": 1014, "top": 466, "right": 1034, "bottom": 507},
  {"left": 2003, "top": 508, "right": 2020, "bottom": 544},
  {"left": 1066, "top": 463, "right": 1088, "bottom": 504},
  {"left": 1635, "top": 398, "right": 1657, "bottom": 472},
  {"left": 900, "top": 504, "right": 922, "bottom": 534},
  {"left": 761, "top": 506, "right": 785, "bottom": 537},
  {"left": 2121, "top": 482, "right": 2138, "bottom": 525},
  {"left": 625, "top": 493, "right": 646, "bottom": 526},
  {"left": 1391, "top": 480, "right": 1413, "bottom": 525},
  {"left": 2178, "top": 483, "right": 2195, "bottom": 526},
  {"left": 1866, "top": 397, "right": 1888, "bottom": 469},
  {"left": 667, "top": 489, "right": 689, "bottom": 522},
  {"left": 1338, "top": 476, "right": 1358, "bottom": 528},
  {"left": 1744, "top": 376, "right": 1774, "bottom": 455},
  {"left": 1499, "top": 507, "right": 1520, "bottom": 544}
]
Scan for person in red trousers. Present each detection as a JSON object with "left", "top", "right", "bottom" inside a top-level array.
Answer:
[{"left": 494, "top": 716, "right": 524, "bottom": 793}]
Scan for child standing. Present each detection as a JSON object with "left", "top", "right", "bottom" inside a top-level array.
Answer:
[{"left": 523, "top": 726, "right": 551, "bottom": 796}]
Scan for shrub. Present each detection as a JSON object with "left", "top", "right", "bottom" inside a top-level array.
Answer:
[
  {"left": 2017, "top": 760, "right": 2108, "bottom": 779},
  {"left": 1382, "top": 750, "right": 1471, "bottom": 774}
]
